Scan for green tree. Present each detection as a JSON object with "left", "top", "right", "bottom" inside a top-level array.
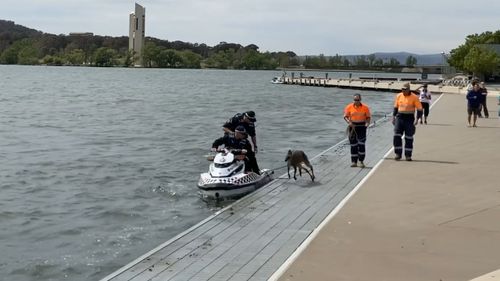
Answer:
[
  {"left": 449, "top": 30, "right": 500, "bottom": 71},
  {"left": 94, "top": 47, "right": 117, "bottom": 66},
  {"left": 342, "top": 58, "right": 350, "bottom": 67},
  {"left": 329, "top": 54, "right": 343, "bottom": 68},
  {"left": 276, "top": 52, "right": 290, "bottom": 68},
  {"left": 42, "top": 54, "right": 64, "bottom": 65},
  {"left": 179, "top": 50, "right": 201, "bottom": 68},
  {"left": 156, "top": 48, "right": 183, "bottom": 68},
  {"left": 367, "top": 54, "right": 376, "bottom": 67},
  {"left": 1, "top": 46, "right": 19, "bottom": 64},
  {"left": 123, "top": 50, "right": 134, "bottom": 67},
  {"left": 1, "top": 38, "right": 35, "bottom": 64},
  {"left": 241, "top": 49, "right": 265, "bottom": 69},
  {"left": 386, "top": 58, "right": 400, "bottom": 67},
  {"left": 66, "top": 49, "right": 85, "bottom": 65},
  {"left": 463, "top": 45, "right": 500, "bottom": 79},
  {"left": 405, "top": 55, "right": 417, "bottom": 67},
  {"left": 354, "top": 55, "right": 369, "bottom": 68},
  {"left": 373, "top": 58, "right": 384, "bottom": 67},
  {"left": 303, "top": 56, "right": 320, "bottom": 68},
  {"left": 205, "top": 49, "right": 235, "bottom": 69},
  {"left": 142, "top": 42, "right": 158, "bottom": 67}
]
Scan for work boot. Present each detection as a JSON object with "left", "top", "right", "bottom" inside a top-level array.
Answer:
[
  {"left": 395, "top": 154, "right": 402, "bottom": 161},
  {"left": 406, "top": 157, "right": 412, "bottom": 161},
  {"left": 359, "top": 161, "right": 365, "bottom": 168},
  {"left": 350, "top": 162, "right": 357, "bottom": 167}
]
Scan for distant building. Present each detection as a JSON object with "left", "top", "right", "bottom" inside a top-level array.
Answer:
[
  {"left": 129, "top": 3, "right": 145, "bottom": 67},
  {"left": 69, "top": 32, "right": 94, "bottom": 36}
]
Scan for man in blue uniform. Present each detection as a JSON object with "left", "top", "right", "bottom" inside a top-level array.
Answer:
[
  {"left": 212, "top": 126, "right": 260, "bottom": 174},
  {"left": 222, "top": 111, "right": 258, "bottom": 153},
  {"left": 466, "top": 81, "right": 483, "bottom": 127}
]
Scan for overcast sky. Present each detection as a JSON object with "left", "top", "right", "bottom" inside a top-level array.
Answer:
[{"left": 1, "top": 0, "right": 498, "bottom": 56}]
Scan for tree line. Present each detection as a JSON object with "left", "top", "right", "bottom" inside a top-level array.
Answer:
[
  {"left": 0, "top": 20, "right": 285, "bottom": 69},
  {"left": 1, "top": 20, "right": 499, "bottom": 77},
  {"left": 0, "top": 20, "right": 418, "bottom": 70}
]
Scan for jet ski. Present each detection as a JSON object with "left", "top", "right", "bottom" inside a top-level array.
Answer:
[{"left": 197, "top": 148, "right": 273, "bottom": 199}]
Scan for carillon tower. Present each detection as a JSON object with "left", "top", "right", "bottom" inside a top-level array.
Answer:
[{"left": 129, "top": 3, "right": 145, "bottom": 66}]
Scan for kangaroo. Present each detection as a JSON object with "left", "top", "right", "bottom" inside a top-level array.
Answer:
[{"left": 284, "top": 150, "right": 315, "bottom": 182}]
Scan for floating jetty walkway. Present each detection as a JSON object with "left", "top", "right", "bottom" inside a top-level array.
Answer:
[
  {"left": 280, "top": 76, "right": 500, "bottom": 95},
  {"left": 101, "top": 88, "right": 500, "bottom": 280}
]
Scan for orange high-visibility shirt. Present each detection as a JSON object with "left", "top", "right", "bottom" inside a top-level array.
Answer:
[
  {"left": 344, "top": 103, "right": 371, "bottom": 122},
  {"left": 394, "top": 92, "right": 423, "bottom": 114}
]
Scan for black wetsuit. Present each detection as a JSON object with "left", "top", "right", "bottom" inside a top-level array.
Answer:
[{"left": 212, "top": 135, "right": 260, "bottom": 174}]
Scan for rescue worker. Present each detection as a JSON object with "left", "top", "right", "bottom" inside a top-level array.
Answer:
[
  {"left": 222, "top": 111, "right": 258, "bottom": 153},
  {"left": 212, "top": 125, "right": 260, "bottom": 174},
  {"left": 392, "top": 83, "right": 423, "bottom": 161},
  {"left": 343, "top": 93, "right": 371, "bottom": 168}
]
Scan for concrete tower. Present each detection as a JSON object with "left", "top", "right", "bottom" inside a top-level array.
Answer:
[{"left": 129, "top": 3, "right": 145, "bottom": 66}]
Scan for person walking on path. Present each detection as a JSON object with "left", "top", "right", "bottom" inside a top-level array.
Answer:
[
  {"left": 392, "top": 83, "right": 423, "bottom": 161},
  {"left": 466, "top": 81, "right": 482, "bottom": 127},
  {"left": 418, "top": 84, "right": 432, "bottom": 124},
  {"left": 344, "top": 93, "right": 371, "bottom": 168},
  {"left": 478, "top": 82, "right": 489, "bottom": 118}
]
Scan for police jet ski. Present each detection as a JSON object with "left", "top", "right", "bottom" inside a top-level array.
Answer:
[{"left": 197, "top": 148, "right": 273, "bottom": 199}]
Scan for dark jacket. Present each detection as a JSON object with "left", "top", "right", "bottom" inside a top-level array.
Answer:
[
  {"left": 466, "top": 89, "right": 482, "bottom": 108},
  {"left": 222, "top": 113, "right": 256, "bottom": 137},
  {"left": 212, "top": 135, "right": 253, "bottom": 156}
]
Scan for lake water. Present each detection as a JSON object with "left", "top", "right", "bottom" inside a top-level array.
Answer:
[{"left": 1, "top": 65, "right": 404, "bottom": 281}]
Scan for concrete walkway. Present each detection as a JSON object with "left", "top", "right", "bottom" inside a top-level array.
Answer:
[{"left": 275, "top": 94, "right": 500, "bottom": 281}]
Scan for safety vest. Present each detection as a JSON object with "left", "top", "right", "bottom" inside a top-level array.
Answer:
[
  {"left": 394, "top": 92, "right": 423, "bottom": 114},
  {"left": 344, "top": 103, "right": 371, "bottom": 122}
]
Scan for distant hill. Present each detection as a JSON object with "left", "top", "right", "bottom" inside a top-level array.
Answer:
[
  {"left": 0, "top": 20, "right": 43, "bottom": 52},
  {"left": 0, "top": 20, "right": 42, "bottom": 36}
]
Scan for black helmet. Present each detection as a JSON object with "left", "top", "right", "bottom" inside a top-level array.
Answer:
[{"left": 244, "top": 111, "right": 256, "bottom": 122}]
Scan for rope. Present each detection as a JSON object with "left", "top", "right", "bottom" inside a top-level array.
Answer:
[{"left": 266, "top": 164, "right": 288, "bottom": 173}]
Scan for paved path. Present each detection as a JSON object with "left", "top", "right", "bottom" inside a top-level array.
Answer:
[{"left": 275, "top": 94, "right": 500, "bottom": 281}]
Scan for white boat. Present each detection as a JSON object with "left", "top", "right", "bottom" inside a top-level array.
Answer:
[
  {"left": 271, "top": 76, "right": 284, "bottom": 84},
  {"left": 197, "top": 149, "right": 273, "bottom": 200}
]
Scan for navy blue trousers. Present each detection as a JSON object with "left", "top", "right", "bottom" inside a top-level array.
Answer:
[
  {"left": 393, "top": 116, "right": 415, "bottom": 157},
  {"left": 348, "top": 125, "right": 367, "bottom": 163}
]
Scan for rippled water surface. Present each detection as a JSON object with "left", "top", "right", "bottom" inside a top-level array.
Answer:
[{"left": 0, "top": 65, "right": 400, "bottom": 281}]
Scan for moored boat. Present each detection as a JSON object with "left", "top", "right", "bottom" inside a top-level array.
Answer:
[{"left": 271, "top": 76, "right": 284, "bottom": 84}]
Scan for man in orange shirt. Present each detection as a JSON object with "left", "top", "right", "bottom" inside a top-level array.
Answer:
[
  {"left": 344, "top": 93, "right": 371, "bottom": 168},
  {"left": 392, "top": 83, "right": 423, "bottom": 161}
]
